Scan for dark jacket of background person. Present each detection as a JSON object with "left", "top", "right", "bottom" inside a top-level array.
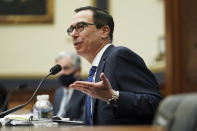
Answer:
[{"left": 53, "top": 87, "right": 86, "bottom": 120}]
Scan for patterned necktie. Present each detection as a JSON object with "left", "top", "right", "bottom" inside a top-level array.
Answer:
[{"left": 86, "top": 66, "right": 97, "bottom": 125}]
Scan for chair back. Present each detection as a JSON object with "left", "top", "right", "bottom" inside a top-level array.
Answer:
[{"left": 153, "top": 93, "right": 197, "bottom": 131}]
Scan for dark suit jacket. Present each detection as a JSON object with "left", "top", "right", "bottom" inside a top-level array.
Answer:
[
  {"left": 53, "top": 87, "right": 86, "bottom": 120},
  {"left": 83, "top": 45, "right": 162, "bottom": 125}
]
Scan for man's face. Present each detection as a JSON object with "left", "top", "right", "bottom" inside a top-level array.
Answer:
[
  {"left": 56, "top": 57, "right": 75, "bottom": 77},
  {"left": 70, "top": 10, "right": 103, "bottom": 60}
]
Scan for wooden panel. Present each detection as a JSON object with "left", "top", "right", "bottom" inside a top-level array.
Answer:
[
  {"left": 1, "top": 126, "right": 164, "bottom": 131},
  {"left": 165, "top": 0, "right": 197, "bottom": 95},
  {"left": 180, "top": 0, "right": 197, "bottom": 92},
  {"left": 8, "top": 89, "right": 55, "bottom": 112},
  {"left": 164, "top": 0, "right": 180, "bottom": 95}
]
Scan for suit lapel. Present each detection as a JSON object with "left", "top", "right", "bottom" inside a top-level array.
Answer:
[{"left": 92, "top": 45, "right": 114, "bottom": 117}]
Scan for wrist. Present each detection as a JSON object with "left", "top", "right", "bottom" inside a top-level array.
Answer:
[{"left": 107, "top": 90, "right": 119, "bottom": 107}]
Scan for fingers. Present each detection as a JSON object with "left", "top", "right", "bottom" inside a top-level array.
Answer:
[
  {"left": 70, "top": 81, "right": 95, "bottom": 90},
  {"left": 70, "top": 81, "right": 90, "bottom": 90},
  {"left": 100, "top": 73, "right": 112, "bottom": 89},
  {"left": 69, "top": 81, "right": 96, "bottom": 94},
  {"left": 70, "top": 83, "right": 88, "bottom": 95},
  {"left": 100, "top": 73, "right": 106, "bottom": 83}
]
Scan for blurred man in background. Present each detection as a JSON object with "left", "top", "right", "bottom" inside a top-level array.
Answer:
[{"left": 53, "top": 51, "right": 86, "bottom": 120}]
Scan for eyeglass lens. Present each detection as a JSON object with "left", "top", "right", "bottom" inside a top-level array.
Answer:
[{"left": 67, "top": 22, "right": 94, "bottom": 36}]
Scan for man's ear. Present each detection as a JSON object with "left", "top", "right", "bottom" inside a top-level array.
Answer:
[{"left": 101, "top": 25, "right": 110, "bottom": 39}]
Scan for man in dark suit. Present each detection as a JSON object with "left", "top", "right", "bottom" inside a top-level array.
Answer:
[
  {"left": 68, "top": 6, "right": 162, "bottom": 125},
  {"left": 53, "top": 51, "right": 86, "bottom": 120}
]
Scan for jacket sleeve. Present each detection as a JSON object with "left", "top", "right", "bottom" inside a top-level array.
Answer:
[{"left": 107, "top": 47, "right": 162, "bottom": 117}]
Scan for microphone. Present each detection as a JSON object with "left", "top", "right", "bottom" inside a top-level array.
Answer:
[
  {"left": 0, "top": 64, "right": 62, "bottom": 118},
  {"left": 0, "top": 84, "right": 28, "bottom": 113},
  {"left": 50, "top": 64, "right": 62, "bottom": 75}
]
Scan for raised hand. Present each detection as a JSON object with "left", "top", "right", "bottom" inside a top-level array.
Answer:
[{"left": 69, "top": 72, "right": 114, "bottom": 102}]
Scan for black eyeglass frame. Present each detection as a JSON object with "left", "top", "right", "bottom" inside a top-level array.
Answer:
[{"left": 67, "top": 22, "right": 95, "bottom": 36}]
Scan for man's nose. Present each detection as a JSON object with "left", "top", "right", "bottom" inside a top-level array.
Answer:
[{"left": 71, "top": 29, "right": 79, "bottom": 37}]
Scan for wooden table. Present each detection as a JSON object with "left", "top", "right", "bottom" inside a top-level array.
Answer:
[{"left": 1, "top": 125, "right": 164, "bottom": 131}]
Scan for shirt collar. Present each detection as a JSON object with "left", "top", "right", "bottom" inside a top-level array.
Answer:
[{"left": 92, "top": 43, "right": 111, "bottom": 67}]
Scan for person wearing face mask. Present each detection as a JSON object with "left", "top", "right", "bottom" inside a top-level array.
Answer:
[{"left": 53, "top": 51, "right": 86, "bottom": 120}]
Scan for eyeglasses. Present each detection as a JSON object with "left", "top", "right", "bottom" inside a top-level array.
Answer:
[{"left": 67, "top": 22, "right": 95, "bottom": 36}]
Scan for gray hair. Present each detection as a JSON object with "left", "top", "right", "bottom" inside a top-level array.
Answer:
[{"left": 55, "top": 51, "right": 81, "bottom": 69}]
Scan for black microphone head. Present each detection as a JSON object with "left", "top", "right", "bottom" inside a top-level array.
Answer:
[{"left": 50, "top": 64, "right": 62, "bottom": 75}]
